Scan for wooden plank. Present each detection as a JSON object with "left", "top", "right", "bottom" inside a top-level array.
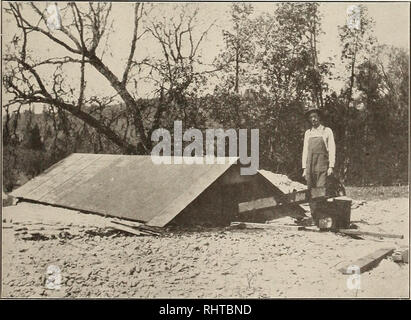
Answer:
[
  {"left": 338, "top": 229, "right": 404, "bottom": 239},
  {"left": 339, "top": 247, "right": 395, "bottom": 274},
  {"left": 110, "top": 219, "right": 161, "bottom": 235},
  {"left": 110, "top": 218, "right": 144, "bottom": 228},
  {"left": 238, "top": 187, "right": 327, "bottom": 214},
  {"left": 286, "top": 190, "right": 308, "bottom": 203},
  {"left": 230, "top": 221, "right": 304, "bottom": 231},
  {"left": 105, "top": 222, "right": 151, "bottom": 236},
  {"left": 392, "top": 248, "right": 409, "bottom": 263},
  {"left": 302, "top": 226, "right": 321, "bottom": 232},
  {"left": 238, "top": 197, "right": 278, "bottom": 214},
  {"left": 282, "top": 187, "right": 326, "bottom": 204}
]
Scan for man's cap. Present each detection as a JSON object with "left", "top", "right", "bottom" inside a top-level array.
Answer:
[{"left": 304, "top": 106, "right": 321, "bottom": 118}]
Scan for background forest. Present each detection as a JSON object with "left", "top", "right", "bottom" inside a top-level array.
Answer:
[{"left": 2, "top": 2, "right": 409, "bottom": 192}]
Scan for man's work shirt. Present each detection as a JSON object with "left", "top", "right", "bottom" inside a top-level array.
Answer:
[{"left": 302, "top": 125, "right": 335, "bottom": 169}]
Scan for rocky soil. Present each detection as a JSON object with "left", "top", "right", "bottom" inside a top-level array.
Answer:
[{"left": 1, "top": 191, "right": 409, "bottom": 298}]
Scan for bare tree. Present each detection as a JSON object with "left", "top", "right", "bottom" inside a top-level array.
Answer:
[
  {"left": 134, "top": 3, "right": 217, "bottom": 129},
  {"left": 3, "top": 3, "right": 218, "bottom": 154},
  {"left": 216, "top": 3, "right": 255, "bottom": 95}
]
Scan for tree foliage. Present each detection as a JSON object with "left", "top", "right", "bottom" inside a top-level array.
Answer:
[{"left": 2, "top": 3, "right": 408, "bottom": 191}]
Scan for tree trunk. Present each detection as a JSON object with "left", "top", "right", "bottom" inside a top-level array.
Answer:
[
  {"left": 87, "top": 54, "right": 150, "bottom": 153},
  {"left": 342, "top": 34, "right": 359, "bottom": 183},
  {"left": 235, "top": 47, "right": 240, "bottom": 94}
]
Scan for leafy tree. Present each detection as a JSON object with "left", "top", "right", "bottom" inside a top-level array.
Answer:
[
  {"left": 356, "top": 46, "right": 409, "bottom": 185},
  {"left": 215, "top": 3, "right": 255, "bottom": 94},
  {"left": 337, "top": 4, "right": 376, "bottom": 181},
  {"left": 2, "top": 3, "right": 408, "bottom": 189},
  {"left": 251, "top": 3, "right": 331, "bottom": 177}
]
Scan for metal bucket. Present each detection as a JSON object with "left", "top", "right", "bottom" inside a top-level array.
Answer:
[{"left": 317, "top": 196, "right": 352, "bottom": 230}]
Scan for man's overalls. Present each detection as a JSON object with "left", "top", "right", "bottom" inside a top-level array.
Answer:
[{"left": 306, "top": 127, "right": 329, "bottom": 223}]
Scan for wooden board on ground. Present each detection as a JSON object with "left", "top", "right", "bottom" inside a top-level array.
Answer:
[
  {"left": 338, "top": 229, "right": 403, "bottom": 239},
  {"left": 110, "top": 219, "right": 162, "bottom": 235},
  {"left": 230, "top": 221, "right": 304, "bottom": 231},
  {"left": 106, "top": 222, "right": 154, "bottom": 236},
  {"left": 302, "top": 225, "right": 321, "bottom": 232},
  {"left": 339, "top": 247, "right": 395, "bottom": 274},
  {"left": 110, "top": 218, "right": 145, "bottom": 228},
  {"left": 393, "top": 248, "right": 409, "bottom": 263}
]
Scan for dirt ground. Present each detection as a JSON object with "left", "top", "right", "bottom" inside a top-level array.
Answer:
[{"left": 1, "top": 186, "right": 409, "bottom": 298}]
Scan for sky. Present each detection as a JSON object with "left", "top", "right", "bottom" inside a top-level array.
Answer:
[{"left": 2, "top": 1, "right": 410, "bottom": 112}]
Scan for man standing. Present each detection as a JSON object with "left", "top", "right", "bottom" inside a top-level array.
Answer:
[{"left": 302, "top": 107, "right": 336, "bottom": 224}]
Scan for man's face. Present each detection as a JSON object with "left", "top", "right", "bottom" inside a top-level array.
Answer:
[{"left": 309, "top": 112, "right": 320, "bottom": 127}]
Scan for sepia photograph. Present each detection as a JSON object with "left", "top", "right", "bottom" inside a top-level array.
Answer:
[{"left": 1, "top": 1, "right": 409, "bottom": 301}]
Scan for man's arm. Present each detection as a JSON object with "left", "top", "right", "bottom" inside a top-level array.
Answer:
[
  {"left": 302, "top": 130, "right": 308, "bottom": 169},
  {"left": 327, "top": 128, "right": 336, "bottom": 168}
]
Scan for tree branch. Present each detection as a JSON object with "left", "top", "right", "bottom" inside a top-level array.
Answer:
[{"left": 122, "top": 3, "right": 144, "bottom": 85}]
